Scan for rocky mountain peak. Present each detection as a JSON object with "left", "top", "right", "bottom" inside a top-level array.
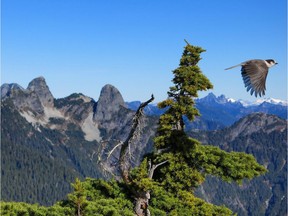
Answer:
[
  {"left": 1, "top": 83, "right": 24, "bottom": 99},
  {"left": 229, "top": 113, "right": 286, "bottom": 140},
  {"left": 196, "top": 93, "right": 245, "bottom": 107},
  {"left": 217, "top": 94, "right": 228, "bottom": 103},
  {"left": 27, "top": 77, "right": 54, "bottom": 107},
  {"left": 94, "top": 84, "right": 126, "bottom": 122},
  {"left": 0, "top": 77, "right": 55, "bottom": 120},
  {"left": 198, "top": 93, "right": 228, "bottom": 104},
  {"left": 203, "top": 92, "right": 217, "bottom": 102}
]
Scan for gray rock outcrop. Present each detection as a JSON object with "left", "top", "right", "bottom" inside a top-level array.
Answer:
[{"left": 94, "top": 84, "right": 126, "bottom": 122}]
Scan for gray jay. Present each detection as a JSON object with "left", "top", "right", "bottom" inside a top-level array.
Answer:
[{"left": 225, "top": 59, "right": 277, "bottom": 97}]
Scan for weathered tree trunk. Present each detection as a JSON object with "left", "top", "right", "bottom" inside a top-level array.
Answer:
[
  {"left": 119, "top": 94, "right": 154, "bottom": 183},
  {"left": 118, "top": 95, "right": 154, "bottom": 216},
  {"left": 133, "top": 159, "right": 168, "bottom": 216},
  {"left": 134, "top": 192, "right": 151, "bottom": 216},
  {"left": 115, "top": 94, "right": 169, "bottom": 215},
  {"left": 77, "top": 203, "right": 81, "bottom": 216}
]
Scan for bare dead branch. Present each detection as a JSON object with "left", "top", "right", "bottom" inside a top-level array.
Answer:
[
  {"left": 148, "top": 160, "right": 169, "bottom": 179},
  {"left": 184, "top": 39, "right": 190, "bottom": 45},
  {"left": 107, "top": 141, "right": 123, "bottom": 160},
  {"left": 119, "top": 94, "right": 154, "bottom": 183}
]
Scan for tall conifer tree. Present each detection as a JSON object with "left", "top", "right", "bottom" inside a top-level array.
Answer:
[
  {"left": 129, "top": 41, "right": 267, "bottom": 215},
  {"left": 151, "top": 40, "right": 267, "bottom": 201}
]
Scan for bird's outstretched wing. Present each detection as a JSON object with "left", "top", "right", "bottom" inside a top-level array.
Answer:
[
  {"left": 241, "top": 60, "right": 268, "bottom": 97},
  {"left": 225, "top": 63, "right": 243, "bottom": 70}
]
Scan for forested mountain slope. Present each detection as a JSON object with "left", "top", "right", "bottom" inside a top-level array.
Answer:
[
  {"left": 190, "top": 113, "right": 287, "bottom": 216},
  {"left": 1, "top": 77, "right": 156, "bottom": 205},
  {"left": 1, "top": 77, "right": 286, "bottom": 215}
]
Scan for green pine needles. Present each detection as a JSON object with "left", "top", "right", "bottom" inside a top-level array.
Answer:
[
  {"left": 151, "top": 40, "right": 267, "bottom": 208},
  {"left": 156, "top": 42, "right": 213, "bottom": 148}
]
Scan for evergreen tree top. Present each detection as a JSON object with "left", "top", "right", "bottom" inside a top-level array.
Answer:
[{"left": 153, "top": 40, "right": 266, "bottom": 194}]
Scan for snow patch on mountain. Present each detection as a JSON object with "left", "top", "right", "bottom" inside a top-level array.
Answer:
[
  {"left": 227, "top": 98, "right": 237, "bottom": 103},
  {"left": 238, "top": 98, "right": 288, "bottom": 107},
  {"left": 252, "top": 98, "right": 288, "bottom": 106},
  {"left": 205, "top": 93, "right": 288, "bottom": 107}
]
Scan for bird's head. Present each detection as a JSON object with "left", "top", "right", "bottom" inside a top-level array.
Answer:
[{"left": 265, "top": 59, "right": 278, "bottom": 67}]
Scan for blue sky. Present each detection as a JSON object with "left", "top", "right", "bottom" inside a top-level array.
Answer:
[{"left": 2, "top": 0, "right": 287, "bottom": 102}]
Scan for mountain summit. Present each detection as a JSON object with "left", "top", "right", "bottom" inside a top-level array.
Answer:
[
  {"left": 94, "top": 84, "right": 126, "bottom": 122},
  {"left": 196, "top": 93, "right": 235, "bottom": 105},
  {"left": 27, "top": 76, "right": 54, "bottom": 107},
  {"left": 1, "top": 83, "right": 24, "bottom": 99},
  {"left": 1, "top": 77, "right": 55, "bottom": 117}
]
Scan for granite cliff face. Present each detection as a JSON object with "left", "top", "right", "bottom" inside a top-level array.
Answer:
[
  {"left": 92, "top": 84, "right": 157, "bottom": 175},
  {"left": 94, "top": 84, "right": 126, "bottom": 122},
  {"left": 2, "top": 78, "right": 131, "bottom": 142},
  {"left": 1, "top": 83, "right": 24, "bottom": 98},
  {"left": 1, "top": 77, "right": 157, "bottom": 205},
  {"left": 27, "top": 76, "right": 54, "bottom": 107}
]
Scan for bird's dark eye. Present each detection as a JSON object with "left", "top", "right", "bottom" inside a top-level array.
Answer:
[{"left": 265, "top": 59, "right": 274, "bottom": 64}]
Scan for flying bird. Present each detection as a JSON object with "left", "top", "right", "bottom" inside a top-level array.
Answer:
[{"left": 225, "top": 59, "right": 278, "bottom": 97}]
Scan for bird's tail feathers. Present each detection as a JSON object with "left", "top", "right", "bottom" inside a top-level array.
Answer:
[{"left": 225, "top": 63, "right": 242, "bottom": 70}]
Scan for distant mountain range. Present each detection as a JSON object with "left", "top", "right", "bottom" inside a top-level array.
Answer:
[
  {"left": 1, "top": 77, "right": 287, "bottom": 215},
  {"left": 127, "top": 92, "right": 287, "bottom": 131}
]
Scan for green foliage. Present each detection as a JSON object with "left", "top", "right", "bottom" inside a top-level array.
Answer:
[
  {"left": 155, "top": 43, "right": 213, "bottom": 149},
  {"left": 68, "top": 178, "right": 88, "bottom": 216},
  {"left": 63, "top": 178, "right": 135, "bottom": 216},
  {"left": 0, "top": 202, "right": 73, "bottom": 216},
  {"left": 154, "top": 131, "right": 266, "bottom": 192},
  {"left": 152, "top": 41, "right": 267, "bottom": 213},
  {"left": 129, "top": 158, "right": 154, "bottom": 191},
  {"left": 198, "top": 145, "right": 267, "bottom": 183},
  {"left": 1, "top": 177, "right": 234, "bottom": 216},
  {"left": 149, "top": 185, "right": 234, "bottom": 216},
  {"left": 160, "top": 43, "right": 212, "bottom": 119}
]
